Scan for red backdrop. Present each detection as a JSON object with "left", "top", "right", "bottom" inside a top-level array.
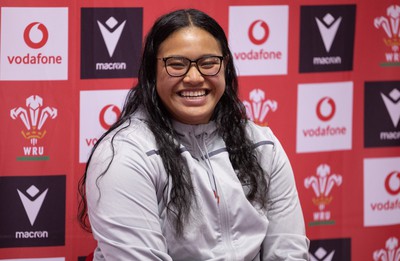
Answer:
[{"left": 0, "top": 0, "right": 399, "bottom": 260}]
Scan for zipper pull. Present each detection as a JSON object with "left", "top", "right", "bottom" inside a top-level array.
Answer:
[{"left": 214, "top": 190, "right": 220, "bottom": 204}]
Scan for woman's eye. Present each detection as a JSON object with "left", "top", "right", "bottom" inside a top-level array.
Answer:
[
  {"left": 167, "top": 60, "right": 186, "bottom": 68},
  {"left": 200, "top": 60, "right": 218, "bottom": 68}
]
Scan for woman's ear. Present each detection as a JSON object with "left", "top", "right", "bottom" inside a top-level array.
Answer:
[{"left": 223, "top": 54, "right": 230, "bottom": 66}]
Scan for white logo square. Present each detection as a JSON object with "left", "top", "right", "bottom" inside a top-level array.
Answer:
[
  {"left": 79, "top": 89, "right": 129, "bottom": 163},
  {"left": 0, "top": 7, "right": 68, "bottom": 80},
  {"left": 296, "top": 81, "right": 353, "bottom": 153},
  {"left": 364, "top": 157, "right": 400, "bottom": 227},
  {"left": 229, "top": 6, "right": 288, "bottom": 76}
]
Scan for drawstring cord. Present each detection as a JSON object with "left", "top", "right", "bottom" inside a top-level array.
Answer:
[{"left": 193, "top": 131, "right": 220, "bottom": 204}]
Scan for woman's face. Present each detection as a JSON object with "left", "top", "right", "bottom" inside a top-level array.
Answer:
[{"left": 156, "top": 27, "right": 226, "bottom": 125}]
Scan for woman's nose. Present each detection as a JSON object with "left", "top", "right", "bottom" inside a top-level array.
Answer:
[{"left": 183, "top": 64, "right": 204, "bottom": 83}]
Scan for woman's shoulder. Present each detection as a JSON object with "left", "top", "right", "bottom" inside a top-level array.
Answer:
[{"left": 245, "top": 120, "right": 277, "bottom": 143}]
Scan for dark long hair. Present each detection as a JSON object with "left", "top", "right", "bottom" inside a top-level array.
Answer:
[{"left": 78, "top": 8, "right": 268, "bottom": 237}]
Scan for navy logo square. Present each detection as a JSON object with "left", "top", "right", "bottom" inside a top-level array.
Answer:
[
  {"left": 299, "top": 5, "right": 356, "bottom": 73},
  {"left": 81, "top": 7, "right": 143, "bottom": 79},
  {"left": 365, "top": 81, "right": 400, "bottom": 147},
  {"left": 0, "top": 175, "right": 66, "bottom": 248},
  {"left": 309, "top": 238, "right": 351, "bottom": 261}
]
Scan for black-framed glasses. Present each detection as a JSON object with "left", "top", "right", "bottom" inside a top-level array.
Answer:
[{"left": 159, "top": 55, "right": 224, "bottom": 77}]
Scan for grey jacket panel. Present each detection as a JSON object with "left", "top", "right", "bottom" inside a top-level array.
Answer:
[{"left": 86, "top": 111, "right": 309, "bottom": 260}]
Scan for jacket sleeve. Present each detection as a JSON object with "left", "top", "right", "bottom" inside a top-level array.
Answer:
[
  {"left": 86, "top": 133, "right": 173, "bottom": 261},
  {"left": 261, "top": 131, "right": 310, "bottom": 261}
]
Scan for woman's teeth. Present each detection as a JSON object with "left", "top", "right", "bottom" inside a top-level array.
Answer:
[{"left": 180, "top": 90, "right": 207, "bottom": 97}]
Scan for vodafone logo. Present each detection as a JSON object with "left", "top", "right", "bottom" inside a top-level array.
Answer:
[
  {"left": 228, "top": 6, "right": 288, "bottom": 76},
  {"left": 296, "top": 81, "right": 353, "bottom": 153},
  {"left": 23, "top": 22, "right": 49, "bottom": 49},
  {"left": 0, "top": 7, "right": 68, "bottom": 80},
  {"left": 301, "top": 95, "right": 345, "bottom": 139},
  {"left": 99, "top": 104, "right": 121, "bottom": 130},
  {"left": 80, "top": 89, "right": 128, "bottom": 163},
  {"left": 385, "top": 171, "right": 400, "bottom": 195},
  {"left": 364, "top": 157, "right": 400, "bottom": 227},
  {"left": 248, "top": 20, "right": 269, "bottom": 45},
  {"left": 316, "top": 97, "right": 336, "bottom": 121}
]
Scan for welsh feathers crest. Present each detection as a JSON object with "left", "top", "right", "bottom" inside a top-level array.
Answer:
[{"left": 242, "top": 89, "right": 277, "bottom": 126}]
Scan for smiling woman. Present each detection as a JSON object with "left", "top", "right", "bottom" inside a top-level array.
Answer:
[
  {"left": 78, "top": 8, "right": 309, "bottom": 261},
  {"left": 155, "top": 26, "right": 226, "bottom": 125}
]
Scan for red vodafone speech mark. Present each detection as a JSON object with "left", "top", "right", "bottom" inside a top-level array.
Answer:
[
  {"left": 248, "top": 20, "right": 269, "bottom": 45},
  {"left": 99, "top": 105, "right": 121, "bottom": 130},
  {"left": 24, "top": 22, "right": 49, "bottom": 49},
  {"left": 316, "top": 97, "right": 336, "bottom": 121},
  {"left": 385, "top": 171, "right": 400, "bottom": 195}
]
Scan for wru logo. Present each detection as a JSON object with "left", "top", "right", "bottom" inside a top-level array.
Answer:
[
  {"left": 10, "top": 95, "right": 57, "bottom": 146},
  {"left": 373, "top": 237, "right": 400, "bottom": 261},
  {"left": 374, "top": 5, "right": 400, "bottom": 62},
  {"left": 243, "top": 89, "right": 277, "bottom": 126},
  {"left": 304, "top": 164, "right": 342, "bottom": 222}
]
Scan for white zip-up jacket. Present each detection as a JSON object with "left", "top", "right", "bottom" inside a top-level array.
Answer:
[{"left": 86, "top": 110, "right": 310, "bottom": 260}]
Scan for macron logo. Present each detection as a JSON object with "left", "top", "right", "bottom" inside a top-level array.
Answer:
[
  {"left": 381, "top": 88, "right": 400, "bottom": 128},
  {"left": 310, "top": 247, "right": 335, "bottom": 261},
  {"left": 97, "top": 16, "right": 126, "bottom": 58},
  {"left": 17, "top": 185, "right": 48, "bottom": 226},
  {"left": 316, "top": 13, "right": 342, "bottom": 53}
]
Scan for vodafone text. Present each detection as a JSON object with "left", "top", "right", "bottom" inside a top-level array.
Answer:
[
  {"left": 7, "top": 53, "right": 62, "bottom": 64},
  {"left": 86, "top": 138, "right": 98, "bottom": 146},
  {"left": 303, "top": 125, "right": 347, "bottom": 137},
  {"left": 234, "top": 49, "right": 282, "bottom": 60},
  {"left": 370, "top": 198, "right": 400, "bottom": 211}
]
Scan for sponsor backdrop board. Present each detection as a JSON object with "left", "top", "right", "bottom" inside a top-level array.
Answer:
[{"left": 0, "top": 0, "right": 399, "bottom": 260}]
